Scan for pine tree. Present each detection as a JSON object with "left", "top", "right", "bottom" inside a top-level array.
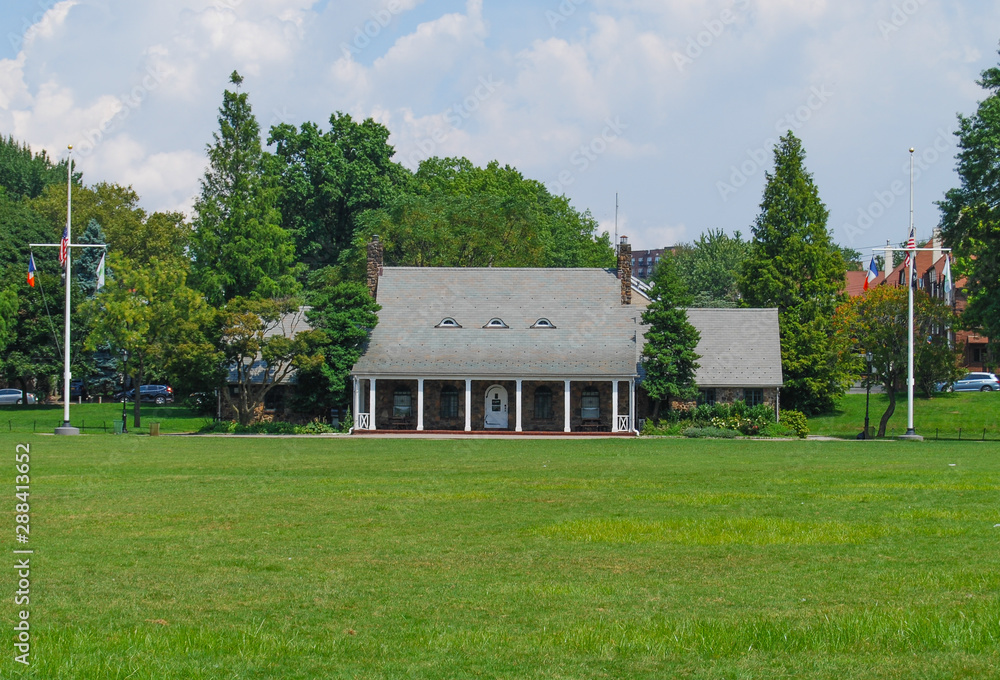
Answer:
[
  {"left": 739, "top": 132, "right": 851, "bottom": 414},
  {"left": 190, "top": 71, "right": 301, "bottom": 305},
  {"left": 641, "top": 254, "right": 701, "bottom": 417}
]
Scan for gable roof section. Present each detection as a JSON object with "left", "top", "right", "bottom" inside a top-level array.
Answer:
[
  {"left": 685, "top": 308, "right": 783, "bottom": 388},
  {"left": 352, "top": 267, "right": 640, "bottom": 378}
]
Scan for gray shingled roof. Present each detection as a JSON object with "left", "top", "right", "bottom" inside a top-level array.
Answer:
[
  {"left": 352, "top": 268, "right": 641, "bottom": 378},
  {"left": 685, "top": 308, "right": 783, "bottom": 387}
]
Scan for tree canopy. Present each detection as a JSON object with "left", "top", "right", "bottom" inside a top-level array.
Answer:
[
  {"left": 938, "top": 50, "right": 1000, "bottom": 351},
  {"left": 673, "top": 229, "right": 749, "bottom": 308},
  {"left": 739, "top": 132, "right": 851, "bottom": 414}
]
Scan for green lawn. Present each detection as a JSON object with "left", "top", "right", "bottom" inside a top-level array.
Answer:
[
  {"left": 1, "top": 435, "right": 998, "bottom": 678},
  {"left": 0, "top": 402, "right": 210, "bottom": 435},
  {"left": 809, "top": 392, "right": 1000, "bottom": 440}
]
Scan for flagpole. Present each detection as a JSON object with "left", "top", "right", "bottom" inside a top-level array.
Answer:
[
  {"left": 55, "top": 146, "right": 79, "bottom": 436},
  {"left": 902, "top": 147, "right": 920, "bottom": 440}
]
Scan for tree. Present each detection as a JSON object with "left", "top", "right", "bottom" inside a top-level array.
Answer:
[
  {"left": 640, "top": 254, "right": 701, "bottom": 417},
  {"left": 739, "top": 132, "right": 851, "bottom": 414},
  {"left": 673, "top": 229, "right": 750, "bottom": 308},
  {"left": 85, "top": 256, "right": 215, "bottom": 427},
  {"left": 833, "top": 286, "right": 960, "bottom": 436},
  {"left": 269, "top": 113, "right": 409, "bottom": 270},
  {"left": 938, "top": 49, "right": 1000, "bottom": 352},
  {"left": 293, "top": 271, "right": 380, "bottom": 418},
  {"left": 0, "top": 135, "right": 74, "bottom": 199},
  {"left": 217, "top": 297, "right": 326, "bottom": 426},
  {"left": 191, "top": 72, "right": 301, "bottom": 305}
]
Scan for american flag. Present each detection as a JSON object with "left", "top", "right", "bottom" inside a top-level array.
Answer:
[
  {"left": 58, "top": 226, "right": 68, "bottom": 267},
  {"left": 905, "top": 226, "right": 915, "bottom": 251}
]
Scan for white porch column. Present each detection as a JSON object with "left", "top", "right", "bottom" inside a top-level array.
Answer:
[
  {"left": 564, "top": 379, "right": 571, "bottom": 433},
  {"left": 465, "top": 379, "right": 472, "bottom": 432},
  {"left": 417, "top": 378, "right": 425, "bottom": 431},
  {"left": 515, "top": 379, "right": 523, "bottom": 432},
  {"left": 630, "top": 379, "right": 636, "bottom": 433},
  {"left": 612, "top": 380, "right": 620, "bottom": 432},
  {"left": 352, "top": 377, "right": 360, "bottom": 428},
  {"left": 369, "top": 378, "right": 377, "bottom": 430}
]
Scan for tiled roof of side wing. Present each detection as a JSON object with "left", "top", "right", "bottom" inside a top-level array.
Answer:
[{"left": 684, "top": 308, "right": 783, "bottom": 387}]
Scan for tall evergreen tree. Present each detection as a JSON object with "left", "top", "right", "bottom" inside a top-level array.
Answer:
[
  {"left": 641, "top": 254, "right": 701, "bottom": 417},
  {"left": 738, "top": 132, "right": 851, "bottom": 414},
  {"left": 673, "top": 228, "right": 750, "bottom": 308},
  {"left": 938, "top": 49, "right": 1000, "bottom": 355},
  {"left": 191, "top": 71, "right": 301, "bottom": 305},
  {"left": 0, "top": 135, "right": 75, "bottom": 199}
]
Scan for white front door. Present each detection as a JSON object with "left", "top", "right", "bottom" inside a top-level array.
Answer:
[{"left": 484, "top": 384, "right": 508, "bottom": 429}]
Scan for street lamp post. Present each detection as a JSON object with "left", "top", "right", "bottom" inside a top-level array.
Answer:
[
  {"left": 863, "top": 351, "right": 873, "bottom": 440},
  {"left": 121, "top": 349, "right": 129, "bottom": 434}
]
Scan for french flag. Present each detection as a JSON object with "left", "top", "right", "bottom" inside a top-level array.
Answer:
[
  {"left": 863, "top": 256, "right": 879, "bottom": 291},
  {"left": 27, "top": 253, "right": 36, "bottom": 287}
]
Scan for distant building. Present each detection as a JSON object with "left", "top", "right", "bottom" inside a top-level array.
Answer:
[{"left": 630, "top": 247, "right": 675, "bottom": 280}]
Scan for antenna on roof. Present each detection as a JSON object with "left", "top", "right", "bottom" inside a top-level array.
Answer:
[{"left": 614, "top": 193, "right": 619, "bottom": 247}]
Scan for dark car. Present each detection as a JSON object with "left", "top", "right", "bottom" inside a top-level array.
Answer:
[{"left": 116, "top": 384, "right": 174, "bottom": 405}]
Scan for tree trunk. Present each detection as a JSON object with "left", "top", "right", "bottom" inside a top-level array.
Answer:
[
  {"left": 652, "top": 398, "right": 662, "bottom": 421},
  {"left": 133, "top": 362, "right": 144, "bottom": 429},
  {"left": 877, "top": 386, "right": 895, "bottom": 438}
]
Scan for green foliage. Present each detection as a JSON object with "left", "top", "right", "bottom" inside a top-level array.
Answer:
[
  {"left": 833, "top": 286, "right": 959, "bottom": 436},
  {"left": 0, "top": 284, "right": 16, "bottom": 354},
  {"left": 739, "top": 132, "right": 851, "bottom": 414},
  {"left": 294, "top": 272, "right": 380, "bottom": 417},
  {"left": 779, "top": 409, "right": 810, "bottom": 438},
  {"left": 0, "top": 135, "right": 74, "bottom": 199},
  {"left": 269, "top": 113, "right": 409, "bottom": 271},
  {"left": 640, "top": 254, "right": 700, "bottom": 410},
  {"left": 673, "top": 229, "right": 750, "bottom": 307},
  {"left": 191, "top": 74, "right": 302, "bottom": 304},
  {"left": 0, "top": 187, "right": 53, "bottom": 272},
  {"left": 683, "top": 426, "right": 738, "bottom": 439},
  {"left": 938, "top": 50, "right": 1000, "bottom": 350},
  {"left": 200, "top": 419, "right": 337, "bottom": 435},
  {"left": 217, "top": 296, "right": 327, "bottom": 426},
  {"left": 642, "top": 401, "right": 778, "bottom": 437},
  {"left": 85, "top": 256, "right": 216, "bottom": 427}
]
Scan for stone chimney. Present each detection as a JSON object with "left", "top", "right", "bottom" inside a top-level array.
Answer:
[
  {"left": 366, "top": 235, "right": 383, "bottom": 299},
  {"left": 617, "top": 236, "right": 632, "bottom": 305}
]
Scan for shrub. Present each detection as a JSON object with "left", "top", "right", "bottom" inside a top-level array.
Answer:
[
  {"left": 641, "top": 419, "right": 685, "bottom": 436},
  {"left": 683, "top": 426, "right": 738, "bottom": 439},
  {"left": 761, "top": 421, "right": 797, "bottom": 438},
  {"left": 780, "top": 409, "right": 809, "bottom": 438}
]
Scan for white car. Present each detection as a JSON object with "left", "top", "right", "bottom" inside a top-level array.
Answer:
[{"left": 0, "top": 389, "right": 36, "bottom": 405}]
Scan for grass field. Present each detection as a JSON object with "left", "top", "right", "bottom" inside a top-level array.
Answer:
[
  {"left": 0, "top": 402, "right": 210, "bottom": 435},
  {"left": 809, "top": 392, "right": 1000, "bottom": 440},
  {"left": 1, "top": 435, "right": 998, "bottom": 679}
]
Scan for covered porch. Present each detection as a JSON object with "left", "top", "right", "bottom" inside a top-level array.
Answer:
[{"left": 352, "top": 376, "right": 636, "bottom": 434}]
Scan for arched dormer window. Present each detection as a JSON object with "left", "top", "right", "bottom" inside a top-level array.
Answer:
[
  {"left": 531, "top": 318, "right": 556, "bottom": 329},
  {"left": 436, "top": 318, "right": 461, "bottom": 328},
  {"left": 483, "top": 318, "right": 508, "bottom": 329}
]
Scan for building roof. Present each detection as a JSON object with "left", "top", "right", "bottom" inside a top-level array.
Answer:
[
  {"left": 352, "top": 267, "right": 641, "bottom": 378},
  {"left": 685, "top": 308, "right": 784, "bottom": 388},
  {"left": 844, "top": 270, "right": 868, "bottom": 297}
]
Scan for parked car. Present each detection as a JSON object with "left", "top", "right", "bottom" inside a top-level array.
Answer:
[
  {"left": 938, "top": 372, "right": 1000, "bottom": 392},
  {"left": 70, "top": 380, "right": 87, "bottom": 399},
  {"left": 115, "top": 384, "right": 174, "bottom": 404},
  {"left": 0, "top": 389, "right": 36, "bottom": 405}
]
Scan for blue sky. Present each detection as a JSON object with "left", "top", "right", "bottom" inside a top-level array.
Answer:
[{"left": 2, "top": 0, "right": 999, "bottom": 254}]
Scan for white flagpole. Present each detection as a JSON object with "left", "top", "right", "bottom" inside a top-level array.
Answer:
[
  {"left": 56, "top": 146, "right": 79, "bottom": 435},
  {"left": 903, "top": 147, "right": 919, "bottom": 440}
]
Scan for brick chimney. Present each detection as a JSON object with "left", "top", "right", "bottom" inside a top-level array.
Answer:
[
  {"left": 366, "top": 235, "right": 383, "bottom": 299},
  {"left": 617, "top": 236, "right": 632, "bottom": 305}
]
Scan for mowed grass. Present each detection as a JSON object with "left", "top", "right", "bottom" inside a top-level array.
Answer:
[
  {"left": 809, "top": 391, "right": 1000, "bottom": 439},
  {"left": 1, "top": 435, "right": 999, "bottom": 679},
  {"left": 0, "top": 402, "right": 210, "bottom": 435}
]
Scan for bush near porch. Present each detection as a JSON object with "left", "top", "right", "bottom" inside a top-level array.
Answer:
[{"left": 641, "top": 401, "right": 807, "bottom": 438}]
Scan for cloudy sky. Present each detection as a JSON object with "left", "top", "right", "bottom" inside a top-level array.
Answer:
[{"left": 2, "top": 0, "right": 999, "bottom": 255}]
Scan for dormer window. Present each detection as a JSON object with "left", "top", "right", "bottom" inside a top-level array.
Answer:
[
  {"left": 436, "top": 318, "right": 461, "bottom": 328},
  {"left": 484, "top": 318, "right": 508, "bottom": 329},
  {"left": 531, "top": 318, "right": 556, "bottom": 329}
]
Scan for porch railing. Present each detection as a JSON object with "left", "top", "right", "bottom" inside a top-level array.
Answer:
[
  {"left": 617, "top": 415, "right": 631, "bottom": 432},
  {"left": 357, "top": 413, "right": 372, "bottom": 430}
]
